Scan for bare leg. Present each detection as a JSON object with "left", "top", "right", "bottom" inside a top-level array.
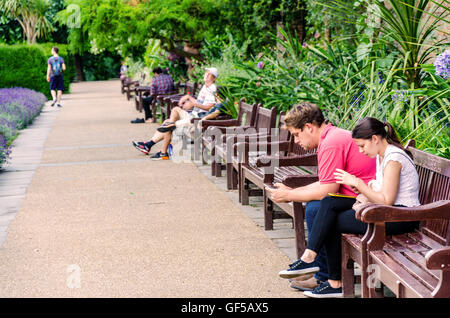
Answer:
[
  {"left": 168, "top": 107, "right": 182, "bottom": 122},
  {"left": 51, "top": 90, "right": 57, "bottom": 101},
  {"left": 161, "top": 132, "right": 172, "bottom": 153},
  {"left": 150, "top": 131, "right": 166, "bottom": 143},
  {"left": 57, "top": 90, "right": 63, "bottom": 104}
]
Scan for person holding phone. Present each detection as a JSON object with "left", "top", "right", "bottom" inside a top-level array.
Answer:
[
  {"left": 282, "top": 117, "right": 420, "bottom": 298},
  {"left": 267, "top": 102, "right": 376, "bottom": 291}
]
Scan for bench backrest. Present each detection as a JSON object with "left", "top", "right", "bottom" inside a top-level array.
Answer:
[
  {"left": 184, "top": 82, "right": 198, "bottom": 96},
  {"left": 277, "top": 114, "right": 290, "bottom": 143},
  {"left": 253, "top": 105, "right": 278, "bottom": 132},
  {"left": 406, "top": 142, "right": 450, "bottom": 245},
  {"left": 237, "top": 99, "right": 258, "bottom": 126},
  {"left": 173, "top": 81, "right": 181, "bottom": 93}
]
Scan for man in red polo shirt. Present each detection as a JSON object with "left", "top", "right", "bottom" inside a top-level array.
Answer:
[{"left": 267, "top": 102, "right": 376, "bottom": 291}]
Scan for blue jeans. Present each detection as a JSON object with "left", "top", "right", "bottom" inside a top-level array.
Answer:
[{"left": 305, "top": 200, "right": 329, "bottom": 282}]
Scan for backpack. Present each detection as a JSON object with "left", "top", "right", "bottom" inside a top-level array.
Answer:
[{"left": 51, "top": 57, "right": 63, "bottom": 76}]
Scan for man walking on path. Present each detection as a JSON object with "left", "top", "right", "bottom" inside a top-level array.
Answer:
[{"left": 46, "top": 47, "right": 66, "bottom": 107}]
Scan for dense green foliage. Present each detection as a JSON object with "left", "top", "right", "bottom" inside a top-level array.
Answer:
[
  {"left": 0, "top": 43, "right": 75, "bottom": 98},
  {"left": 0, "top": 0, "right": 448, "bottom": 158}
]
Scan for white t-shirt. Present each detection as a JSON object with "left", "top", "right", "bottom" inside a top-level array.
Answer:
[
  {"left": 192, "top": 83, "right": 217, "bottom": 116},
  {"left": 368, "top": 144, "right": 420, "bottom": 207}
]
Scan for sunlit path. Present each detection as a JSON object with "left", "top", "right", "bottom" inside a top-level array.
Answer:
[{"left": 0, "top": 80, "right": 300, "bottom": 298}]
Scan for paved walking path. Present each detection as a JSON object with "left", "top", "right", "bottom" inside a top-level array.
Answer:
[{"left": 0, "top": 80, "right": 301, "bottom": 297}]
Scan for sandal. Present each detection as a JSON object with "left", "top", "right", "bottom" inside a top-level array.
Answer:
[{"left": 157, "top": 122, "right": 176, "bottom": 132}]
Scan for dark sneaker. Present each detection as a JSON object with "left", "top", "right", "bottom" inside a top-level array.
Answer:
[
  {"left": 303, "top": 281, "right": 343, "bottom": 298},
  {"left": 57, "top": 104, "right": 62, "bottom": 107},
  {"left": 132, "top": 141, "right": 150, "bottom": 155},
  {"left": 290, "top": 276, "right": 323, "bottom": 292},
  {"left": 51, "top": 100, "right": 56, "bottom": 107},
  {"left": 157, "top": 122, "right": 176, "bottom": 133},
  {"left": 131, "top": 118, "right": 145, "bottom": 123},
  {"left": 278, "top": 259, "right": 319, "bottom": 279},
  {"left": 150, "top": 151, "right": 169, "bottom": 160}
]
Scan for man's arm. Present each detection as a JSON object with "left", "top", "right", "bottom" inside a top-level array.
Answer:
[
  {"left": 200, "top": 109, "right": 221, "bottom": 121},
  {"left": 267, "top": 181, "right": 340, "bottom": 203},
  {"left": 193, "top": 102, "right": 215, "bottom": 111},
  {"left": 46, "top": 64, "right": 51, "bottom": 82},
  {"left": 62, "top": 63, "right": 66, "bottom": 71}
]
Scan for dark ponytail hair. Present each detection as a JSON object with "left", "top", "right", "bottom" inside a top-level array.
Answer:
[{"left": 352, "top": 117, "right": 412, "bottom": 158}]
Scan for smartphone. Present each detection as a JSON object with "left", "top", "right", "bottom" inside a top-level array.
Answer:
[{"left": 328, "top": 193, "right": 357, "bottom": 199}]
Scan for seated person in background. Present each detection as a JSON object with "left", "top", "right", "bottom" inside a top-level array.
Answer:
[
  {"left": 284, "top": 117, "right": 420, "bottom": 298},
  {"left": 131, "top": 67, "right": 174, "bottom": 124},
  {"left": 156, "top": 67, "right": 219, "bottom": 131},
  {"left": 131, "top": 101, "right": 226, "bottom": 160},
  {"left": 119, "top": 61, "right": 128, "bottom": 80}
]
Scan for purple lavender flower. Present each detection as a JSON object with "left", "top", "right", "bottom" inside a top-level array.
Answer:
[
  {"left": 0, "top": 87, "right": 45, "bottom": 165},
  {"left": 434, "top": 50, "right": 450, "bottom": 80},
  {"left": 257, "top": 62, "right": 265, "bottom": 69},
  {"left": 391, "top": 89, "right": 411, "bottom": 102},
  {"left": 302, "top": 42, "right": 307, "bottom": 48}
]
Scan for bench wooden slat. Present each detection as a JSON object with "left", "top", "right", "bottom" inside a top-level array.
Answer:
[
  {"left": 390, "top": 234, "right": 430, "bottom": 253},
  {"left": 383, "top": 241, "right": 438, "bottom": 290},
  {"left": 407, "top": 231, "right": 444, "bottom": 251},
  {"left": 371, "top": 250, "right": 433, "bottom": 298}
]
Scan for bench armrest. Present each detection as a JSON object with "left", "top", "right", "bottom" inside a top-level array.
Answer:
[
  {"left": 225, "top": 132, "right": 271, "bottom": 144},
  {"left": 202, "top": 120, "right": 242, "bottom": 133},
  {"left": 282, "top": 175, "right": 319, "bottom": 188},
  {"left": 256, "top": 153, "right": 318, "bottom": 167},
  {"left": 359, "top": 200, "right": 450, "bottom": 223},
  {"left": 234, "top": 141, "right": 291, "bottom": 154},
  {"left": 425, "top": 247, "right": 450, "bottom": 271},
  {"left": 136, "top": 86, "right": 152, "bottom": 91}
]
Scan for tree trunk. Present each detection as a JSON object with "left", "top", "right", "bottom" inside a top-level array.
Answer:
[
  {"left": 183, "top": 42, "right": 202, "bottom": 76},
  {"left": 293, "top": 2, "right": 307, "bottom": 43},
  {"left": 324, "top": 16, "right": 331, "bottom": 42},
  {"left": 73, "top": 53, "right": 85, "bottom": 82}
]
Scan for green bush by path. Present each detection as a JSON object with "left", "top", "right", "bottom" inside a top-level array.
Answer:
[{"left": 0, "top": 44, "right": 75, "bottom": 99}]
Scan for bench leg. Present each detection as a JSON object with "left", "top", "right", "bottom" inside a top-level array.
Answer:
[
  {"left": 226, "top": 163, "right": 234, "bottom": 190},
  {"left": 341, "top": 240, "right": 356, "bottom": 298},
  {"left": 263, "top": 189, "right": 274, "bottom": 230},
  {"left": 240, "top": 168, "right": 249, "bottom": 206},
  {"left": 292, "top": 202, "right": 306, "bottom": 258}
]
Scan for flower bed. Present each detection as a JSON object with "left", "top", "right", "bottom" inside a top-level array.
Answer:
[{"left": 0, "top": 87, "right": 46, "bottom": 165}]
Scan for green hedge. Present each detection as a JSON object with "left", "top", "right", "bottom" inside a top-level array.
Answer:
[{"left": 0, "top": 43, "right": 75, "bottom": 99}]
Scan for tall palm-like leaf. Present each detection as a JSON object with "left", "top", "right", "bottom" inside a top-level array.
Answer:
[
  {"left": 0, "top": 0, "right": 54, "bottom": 43},
  {"left": 373, "top": 0, "right": 448, "bottom": 88}
]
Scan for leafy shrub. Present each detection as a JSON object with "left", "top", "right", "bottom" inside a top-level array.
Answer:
[{"left": 0, "top": 43, "right": 74, "bottom": 99}]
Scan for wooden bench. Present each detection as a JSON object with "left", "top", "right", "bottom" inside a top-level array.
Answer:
[
  {"left": 201, "top": 99, "right": 259, "bottom": 179},
  {"left": 239, "top": 114, "right": 317, "bottom": 222},
  {"left": 236, "top": 135, "right": 317, "bottom": 257},
  {"left": 134, "top": 81, "right": 181, "bottom": 114},
  {"left": 214, "top": 105, "right": 277, "bottom": 192},
  {"left": 341, "top": 141, "right": 450, "bottom": 298},
  {"left": 159, "top": 82, "right": 199, "bottom": 122},
  {"left": 125, "top": 72, "right": 146, "bottom": 101}
]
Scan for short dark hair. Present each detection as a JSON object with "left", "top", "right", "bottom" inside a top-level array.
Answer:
[
  {"left": 52, "top": 46, "right": 59, "bottom": 54},
  {"left": 152, "top": 67, "right": 163, "bottom": 74},
  {"left": 284, "top": 102, "right": 325, "bottom": 130}
]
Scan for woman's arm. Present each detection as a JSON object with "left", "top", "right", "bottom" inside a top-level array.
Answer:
[{"left": 334, "top": 161, "right": 402, "bottom": 205}]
